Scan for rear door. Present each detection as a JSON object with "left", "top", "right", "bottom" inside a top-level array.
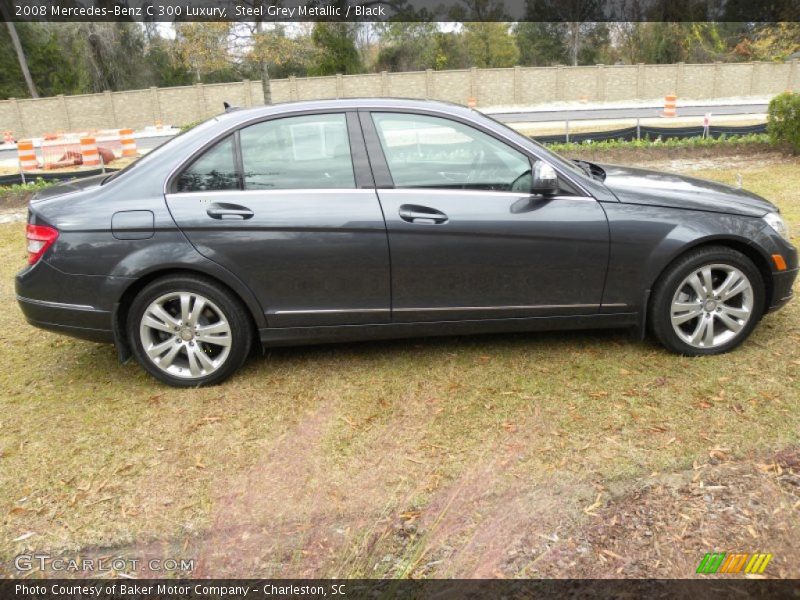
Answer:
[
  {"left": 165, "top": 111, "right": 390, "bottom": 327},
  {"left": 362, "top": 110, "right": 609, "bottom": 322}
]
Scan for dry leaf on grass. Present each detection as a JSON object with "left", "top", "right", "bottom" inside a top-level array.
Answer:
[{"left": 584, "top": 493, "right": 604, "bottom": 515}]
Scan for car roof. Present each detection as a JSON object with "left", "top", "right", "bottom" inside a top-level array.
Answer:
[{"left": 221, "top": 97, "right": 474, "bottom": 123}]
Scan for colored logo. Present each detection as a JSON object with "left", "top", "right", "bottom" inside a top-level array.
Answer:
[{"left": 696, "top": 552, "right": 772, "bottom": 574}]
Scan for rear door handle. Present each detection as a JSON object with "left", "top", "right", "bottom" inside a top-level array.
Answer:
[
  {"left": 206, "top": 202, "right": 254, "bottom": 220},
  {"left": 399, "top": 204, "right": 448, "bottom": 224}
]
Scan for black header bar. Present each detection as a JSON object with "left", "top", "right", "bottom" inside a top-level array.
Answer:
[{"left": 2, "top": 0, "right": 800, "bottom": 23}]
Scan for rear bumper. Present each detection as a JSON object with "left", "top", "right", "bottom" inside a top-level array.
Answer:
[
  {"left": 16, "top": 296, "right": 114, "bottom": 343},
  {"left": 16, "top": 259, "right": 118, "bottom": 343}
]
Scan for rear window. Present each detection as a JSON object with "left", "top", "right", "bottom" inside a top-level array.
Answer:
[{"left": 239, "top": 114, "right": 355, "bottom": 190}]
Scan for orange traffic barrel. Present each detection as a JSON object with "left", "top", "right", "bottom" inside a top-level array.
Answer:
[
  {"left": 119, "top": 128, "right": 137, "bottom": 157},
  {"left": 80, "top": 137, "right": 101, "bottom": 166},
  {"left": 3, "top": 131, "right": 13, "bottom": 144},
  {"left": 663, "top": 94, "right": 677, "bottom": 117},
  {"left": 17, "top": 139, "right": 38, "bottom": 171},
  {"left": 466, "top": 97, "right": 477, "bottom": 108}
]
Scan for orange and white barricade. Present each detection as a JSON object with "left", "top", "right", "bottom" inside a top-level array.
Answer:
[
  {"left": 17, "top": 139, "right": 38, "bottom": 171},
  {"left": 80, "top": 137, "right": 101, "bottom": 166},
  {"left": 41, "top": 137, "right": 82, "bottom": 169},
  {"left": 3, "top": 131, "right": 13, "bottom": 144},
  {"left": 663, "top": 94, "right": 677, "bottom": 118},
  {"left": 119, "top": 128, "right": 137, "bottom": 157}
]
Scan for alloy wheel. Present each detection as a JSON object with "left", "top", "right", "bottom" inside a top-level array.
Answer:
[
  {"left": 669, "top": 263, "right": 754, "bottom": 349},
  {"left": 138, "top": 291, "right": 232, "bottom": 379}
]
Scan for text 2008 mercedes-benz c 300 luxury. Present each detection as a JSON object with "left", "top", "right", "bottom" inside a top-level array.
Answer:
[{"left": 16, "top": 99, "right": 797, "bottom": 386}]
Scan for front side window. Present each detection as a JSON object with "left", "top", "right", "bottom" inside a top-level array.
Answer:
[
  {"left": 240, "top": 114, "right": 355, "bottom": 190},
  {"left": 371, "top": 112, "right": 531, "bottom": 191},
  {"left": 176, "top": 135, "right": 239, "bottom": 192}
]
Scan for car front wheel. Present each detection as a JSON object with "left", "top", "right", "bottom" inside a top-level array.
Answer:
[
  {"left": 650, "top": 246, "right": 765, "bottom": 355},
  {"left": 128, "top": 275, "right": 252, "bottom": 387}
]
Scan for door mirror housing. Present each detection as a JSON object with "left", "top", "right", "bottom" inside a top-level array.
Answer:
[{"left": 531, "top": 161, "right": 559, "bottom": 195}]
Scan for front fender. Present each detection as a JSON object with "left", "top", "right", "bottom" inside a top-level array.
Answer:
[{"left": 602, "top": 203, "right": 768, "bottom": 310}]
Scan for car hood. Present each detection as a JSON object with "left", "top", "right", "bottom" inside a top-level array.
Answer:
[
  {"left": 30, "top": 174, "right": 107, "bottom": 203},
  {"left": 598, "top": 164, "right": 777, "bottom": 218}
]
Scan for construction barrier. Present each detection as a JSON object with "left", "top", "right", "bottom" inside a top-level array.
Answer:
[
  {"left": 663, "top": 94, "right": 678, "bottom": 118},
  {"left": 120, "top": 128, "right": 137, "bottom": 157},
  {"left": 3, "top": 131, "right": 13, "bottom": 144},
  {"left": 17, "top": 139, "right": 38, "bottom": 171},
  {"left": 80, "top": 137, "right": 101, "bottom": 167},
  {"left": 41, "top": 138, "right": 82, "bottom": 169}
]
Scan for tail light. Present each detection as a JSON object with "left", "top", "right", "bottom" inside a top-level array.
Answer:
[{"left": 26, "top": 224, "right": 59, "bottom": 265}]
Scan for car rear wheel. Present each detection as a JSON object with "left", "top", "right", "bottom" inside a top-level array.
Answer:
[
  {"left": 128, "top": 275, "right": 252, "bottom": 387},
  {"left": 650, "top": 247, "right": 765, "bottom": 355}
]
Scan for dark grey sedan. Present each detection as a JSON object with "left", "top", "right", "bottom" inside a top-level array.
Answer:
[{"left": 16, "top": 99, "right": 798, "bottom": 386}]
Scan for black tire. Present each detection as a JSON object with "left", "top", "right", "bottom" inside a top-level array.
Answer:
[
  {"left": 649, "top": 246, "right": 765, "bottom": 356},
  {"left": 127, "top": 274, "right": 252, "bottom": 387}
]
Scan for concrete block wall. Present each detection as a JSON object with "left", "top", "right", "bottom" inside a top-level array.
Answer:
[{"left": 2, "top": 61, "right": 798, "bottom": 138}]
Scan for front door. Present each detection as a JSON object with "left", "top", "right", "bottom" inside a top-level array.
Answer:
[
  {"left": 165, "top": 112, "right": 390, "bottom": 327},
  {"left": 363, "top": 111, "right": 609, "bottom": 322}
]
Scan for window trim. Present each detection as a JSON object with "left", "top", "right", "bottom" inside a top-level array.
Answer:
[
  {"left": 358, "top": 108, "right": 591, "bottom": 197},
  {"left": 166, "top": 109, "right": 373, "bottom": 195}
]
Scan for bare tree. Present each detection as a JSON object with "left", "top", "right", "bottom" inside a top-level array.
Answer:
[
  {"left": 0, "top": 4, "right": 39, "bottom": 98},
  {"left": 566, "top": 21, "right": 581, "bottom": 66},
  {"left": 254, "top": 19, "right": 271, "bottom": 104},
  {"left": 229, "top": 0, "right": 272, "bottom": 104}
]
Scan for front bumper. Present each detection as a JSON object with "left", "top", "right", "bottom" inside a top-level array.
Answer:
[
  {"left": 766, "top": 237, "right": 798, "bottom": 312},
  {"left": 768, "top": 267, "right": 798, "bottom": 312}
]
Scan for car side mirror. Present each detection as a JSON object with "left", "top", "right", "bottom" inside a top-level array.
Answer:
[{"left": 531, "top": 161, "right": 559, "bottom": 195}]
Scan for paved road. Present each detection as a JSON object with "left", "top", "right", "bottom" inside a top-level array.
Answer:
[
  {"left": 0, "top": 102, "right": 768, "bottom": 161},
  {"left": 490, "top": 102, "right": 769, "bottom": 123}
]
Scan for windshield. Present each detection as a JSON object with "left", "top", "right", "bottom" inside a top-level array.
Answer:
[{"left": 102, "top": 117, "right": 222, "bottom": 184}]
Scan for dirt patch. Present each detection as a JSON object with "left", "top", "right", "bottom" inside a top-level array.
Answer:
[
  {"left": 634, "top": 154, "right": 792, "bottom": 174},
  {"left": 512, "top": 448, "right": 800, "bottom": 578},
  {"left": 189, "top": 397, "right": 439, "bottom": 578},
  {"left": 568, "top": 145, "right": 786, "bottom": 170},
  {"left": 0, "top": 191, "right": 32, "bottom": 211},
  {"left": 402, "top": 460, "right": 596, "bottom": 578},
  {"left": 13, "top": 446, "right": 798, "bottom": 579}
]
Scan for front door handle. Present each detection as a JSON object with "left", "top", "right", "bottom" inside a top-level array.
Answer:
[
  {"left": 206, "top": 202, "right": 254, "bottom": 220},
  {"left": 399, "top": 204, "right": 448, "bottom": 224}
]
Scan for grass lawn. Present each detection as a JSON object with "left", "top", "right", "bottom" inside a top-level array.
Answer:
[{"left": 0, "top": 151, "right": 798, "bottom": 578}]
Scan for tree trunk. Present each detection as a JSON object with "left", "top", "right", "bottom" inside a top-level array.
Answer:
[
  {"left": 1, "top": 13, "right": 39, "bottom": 98},
  {"left": 568, "top": 22, "right": 580, "bottom": 66},
  {"left": 255, "top": 20, "right": 271, "bottom": 104}
]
